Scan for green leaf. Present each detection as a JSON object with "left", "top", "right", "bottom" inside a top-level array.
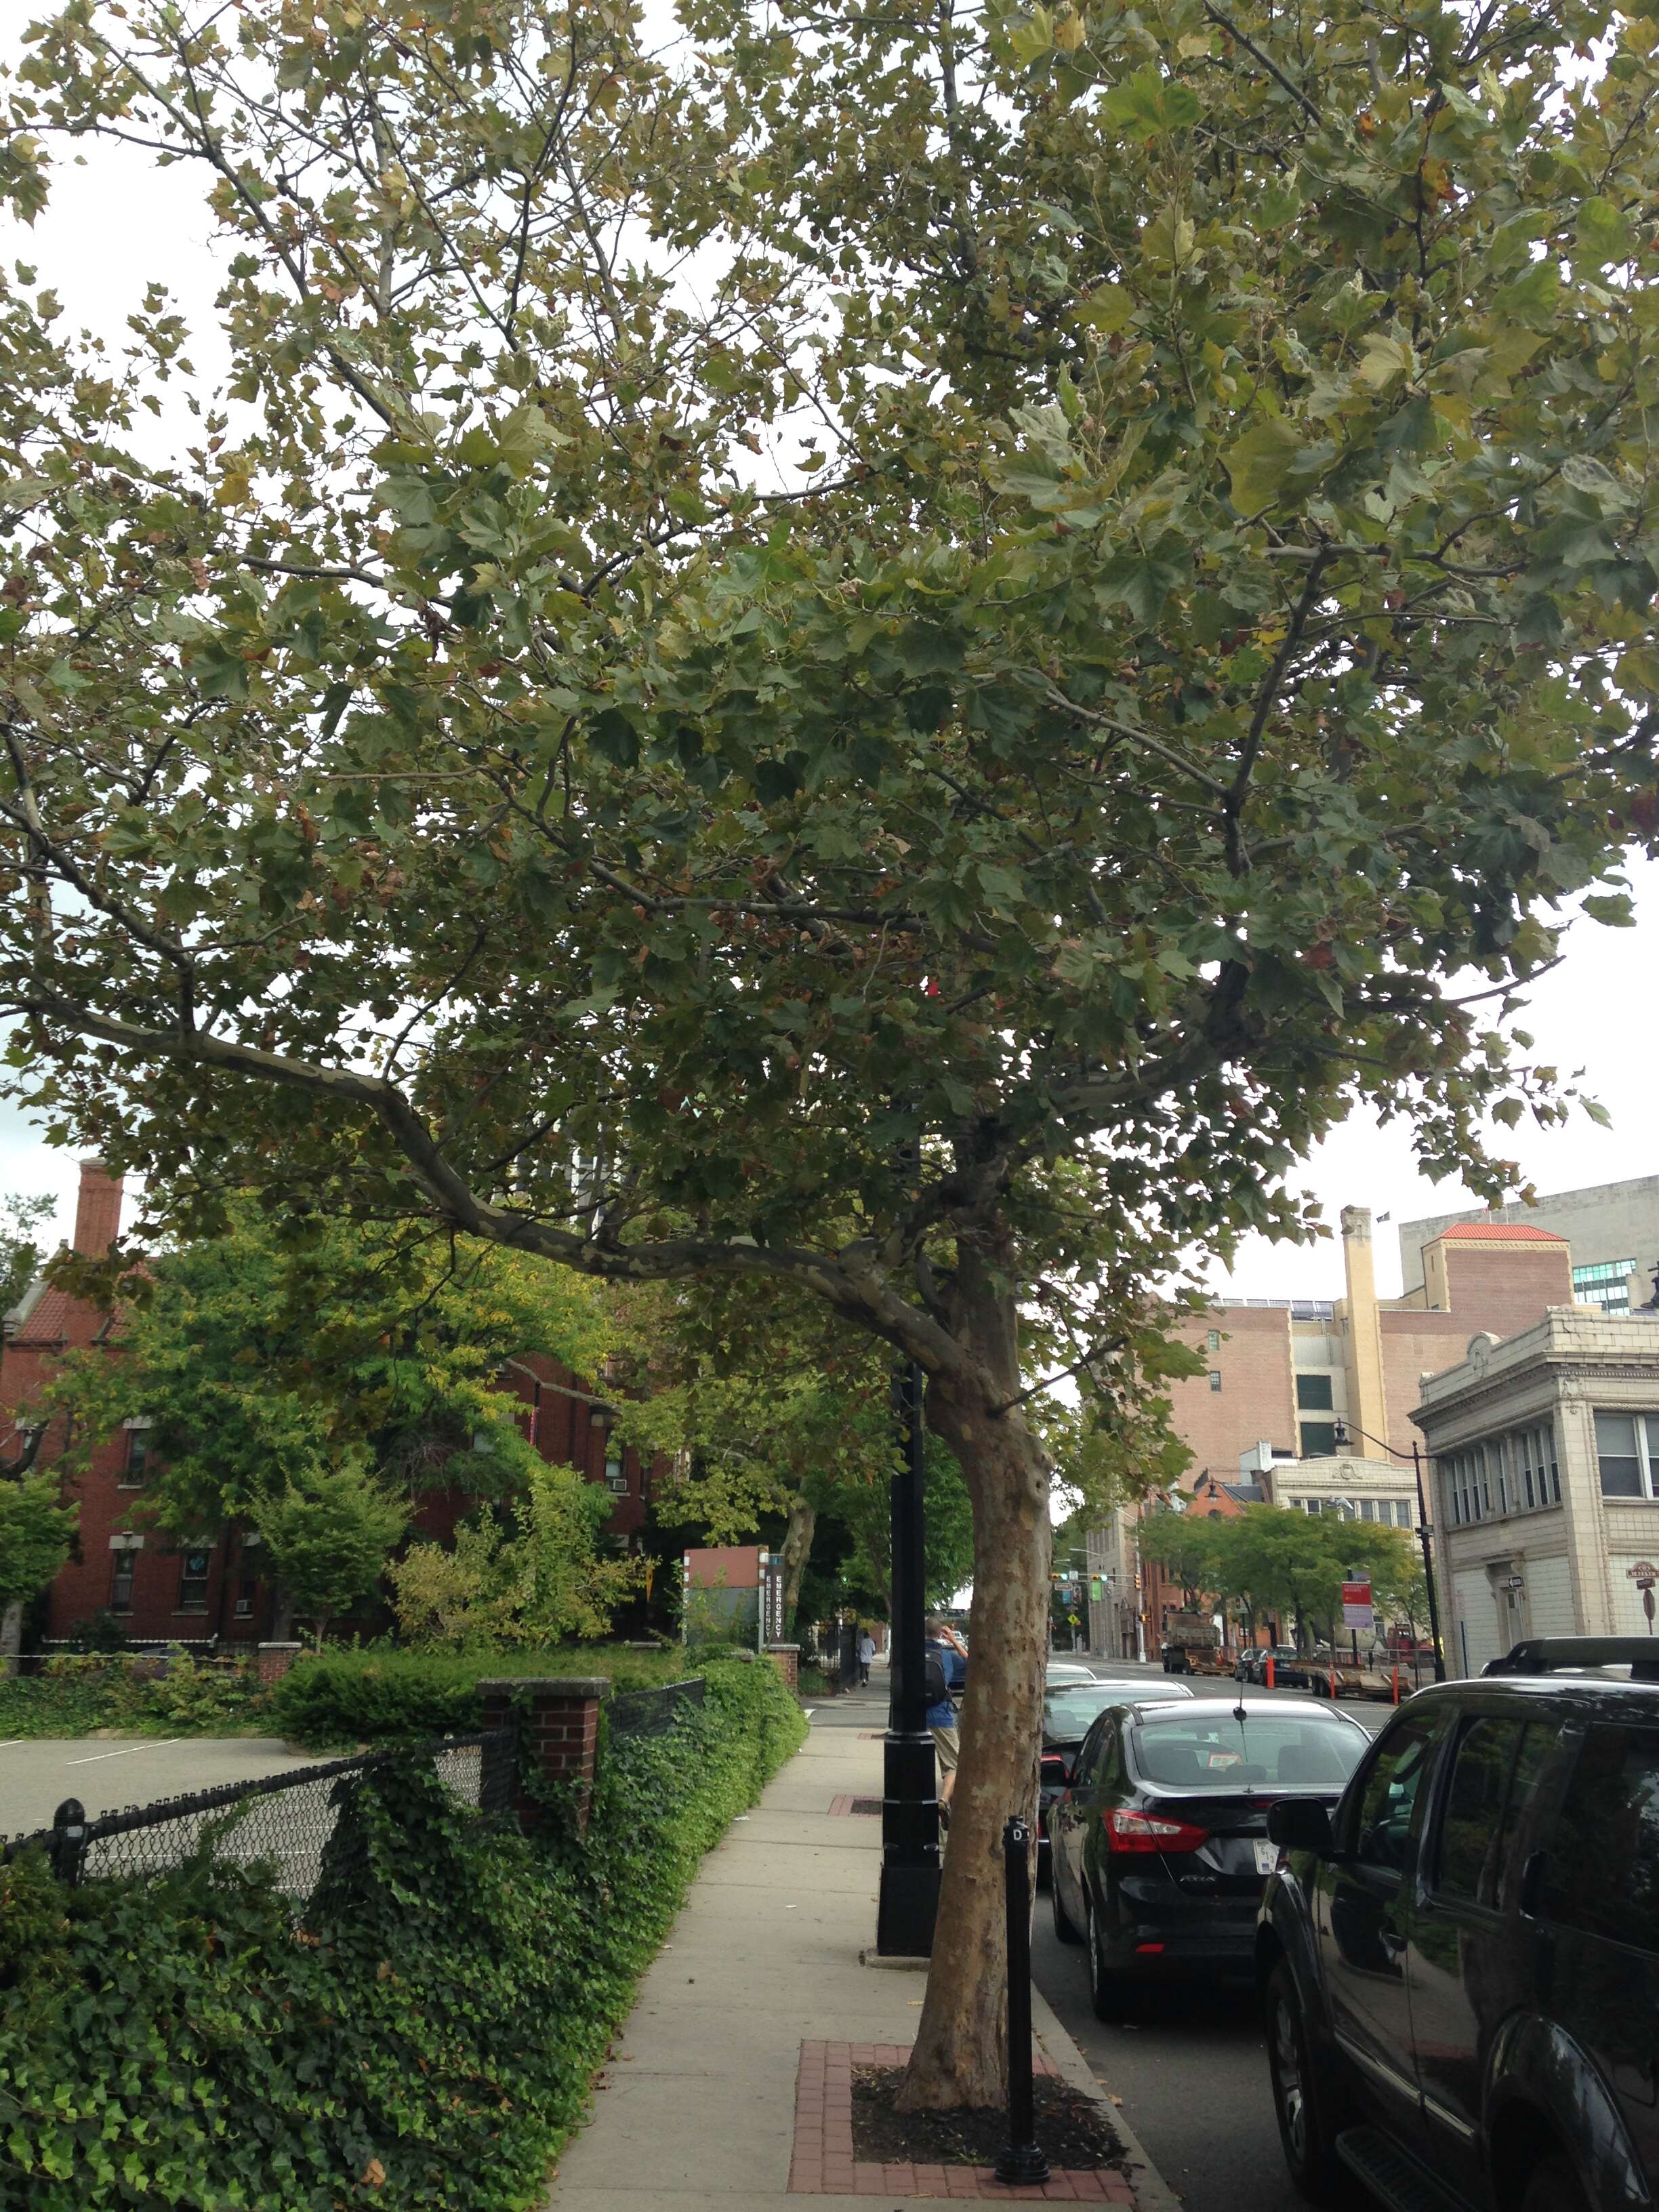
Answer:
[
  {"left": 1100, "top": 65, "right": 1201, "bottom": 138},
  {"left": 1223, "top": 416, "right": 1309, "bottom": 514},
  {"left": 1574, "top": 195, "right": 1633, "bottom": 268}
]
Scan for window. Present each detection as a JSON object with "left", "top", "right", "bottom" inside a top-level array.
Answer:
[
  {"left": 234, "top": 1576, "right": 256, "bottom": 1621},
  {"left": 1130, "top": 1709, "right": 1366, "bottom": 1790},
  {"left": 1394, "top": 1499, "right": 1412, "bottom": 1528},
  {"left": 1206, "top": 1328, "right": 1221, "bottom": 1352},
  {"left": 1574, "top": 1258, "right": 1637, "bottom": 1314},
  {"left": 1540, "top": 1724, "right": 1659, "bottom": 1954},
  {"left": 1296, "top": 1372, "right": 1334, "bottom": 1411},
  {"left": 1597, "top": 1412, "right": 1659, "bottom": 1500},
  {"left": 110, "top": 1549, "right": 138, "bottom": 1614},
  {"left": 1300, "top": 1420, "right": 1338, "bottom": 1458},
  {"left": 605, "top": 1455, "right": 629, "bottom": 1495},
  {"left": 1208, "top": 1370, "right": 1223, "bottom": 1393},
  {"left": 177, "top": 1549, "right": 211, "bottom": 1613},
  {"left": 1351, "top": 1713, "right": 1437, "bottom": 1875},
  {"left": 1433, "top": 1719, "right": 1549, "bottom": 1908},
  {"left": 120, "top": 1426, "right": 150, "bottom": 1487}
]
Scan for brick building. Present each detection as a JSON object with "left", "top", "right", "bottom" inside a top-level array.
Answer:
[
  {"left": 1097, "top": 1202, "right": 1586, "bottom": 1658},
  {"left": 0, "top": 1163, "right": 659, "bottom": 1648}
]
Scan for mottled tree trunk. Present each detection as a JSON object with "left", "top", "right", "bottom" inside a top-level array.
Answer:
[
  {"left": 0, "top": 1598, "right": 22, "bottom": 1678},
  {"left": 897, "top": 1241, "right": 1051, "bottom": 2113},
  {"left": 780, "top": 1489, "right": 817, "bottom": 1633}
]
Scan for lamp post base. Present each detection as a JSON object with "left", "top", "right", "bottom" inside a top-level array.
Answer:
[
  {"left": 876, "top": 1729, "right": 941, "bottom": 1957},
  {"left": 995, "top": 2144, "right": 1051, "bottom": 2186}
]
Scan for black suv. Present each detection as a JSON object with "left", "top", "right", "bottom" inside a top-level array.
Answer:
[{"left": 1256, "top": 1637, "right": 1659, "bottom": 2212}]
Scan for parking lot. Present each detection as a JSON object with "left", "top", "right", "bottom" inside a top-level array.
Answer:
[{"left": 0, "top": 1736, "right": 321, "bottom": 1842}]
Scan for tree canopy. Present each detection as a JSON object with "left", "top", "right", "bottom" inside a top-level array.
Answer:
[
  {"left": 42, "top": 1200, "right": 617, "bottom": 1629},
  {"left": 3, "top": 0, "right": 1657, "bottom": 2106},
  {"left": 1139, "top": 1500, "right": 1425, "bottom": 1644}
]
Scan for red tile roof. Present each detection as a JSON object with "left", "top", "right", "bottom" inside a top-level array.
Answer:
[{"left": 1434, "top": 1222, "right": 1567, "bottom": 1244}]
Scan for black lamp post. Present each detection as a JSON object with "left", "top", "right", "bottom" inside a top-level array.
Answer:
[
  {"left": 1330, "top": 1416, "right": 1446, "bottom": 1683},
  {"left": 876, "top": 1354, "right": 943, "bottom": 1955}
]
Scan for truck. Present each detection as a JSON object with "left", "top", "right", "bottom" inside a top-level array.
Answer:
[{"left": 1160, "top": 1612, "right": 1232, "bottom": 1675}]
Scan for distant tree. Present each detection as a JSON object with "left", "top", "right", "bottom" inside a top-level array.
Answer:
[
  {"left": 0, "top": 1473, "right": 76, "bottom": 1668},
  {"left": 42, "top": 1202, "right": 614, "bottom": 1636},
  {"left": 251, "top": 1457, "right": 409, "bottom": 1648},
  {"left": 0, "top": 1191, "right": 52, "bottom": 1321}
]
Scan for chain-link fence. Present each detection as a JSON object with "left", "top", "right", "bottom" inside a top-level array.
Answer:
[
  {"left": 609, "top": 1676, "right": 705, "bottom": 1739},
  {"left": 1, "top": 1728, "right": 516, "bottom": 1906}
]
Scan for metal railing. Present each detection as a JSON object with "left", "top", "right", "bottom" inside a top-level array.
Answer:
[
  {"left": 609, "top": 1676, "right": 705, "bottom": 1739},
  {"left": 1, "top": 1727, "right": 516, "bottom": 1904}
]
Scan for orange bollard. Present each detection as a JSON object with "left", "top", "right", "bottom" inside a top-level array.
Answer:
[
  {"left": 1329, "top": 1662, "right": 1338, "bottom": 1698},
  {"left": 1392, "top": 1665, "right": 1401, "bottom": 1704},
  {"left": 1265, "top": 1656, "right": 1275, "bottom": 1689}
]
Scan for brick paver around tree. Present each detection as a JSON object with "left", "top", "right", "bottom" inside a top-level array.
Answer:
[{"left": 787, "top": 2043, "right": 1139, "bottom": 2203}]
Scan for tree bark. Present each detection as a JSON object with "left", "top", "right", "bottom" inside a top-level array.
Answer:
[
  {"left": 780, "top": 1488, "right": 817, "bottom": 1633},
  {"left": 0, "top": 1598, "right": 22, "bottom": 1678},
  {"left": 897, "top": 1237, "right": 1051, "bottom": 2113}
]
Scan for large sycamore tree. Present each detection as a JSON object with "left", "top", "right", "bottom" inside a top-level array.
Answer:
[{"left": 3, "top": 0, "right": 1658, "bottom": 2103}]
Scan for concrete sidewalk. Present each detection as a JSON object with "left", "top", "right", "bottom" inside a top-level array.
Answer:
[{"left": 545, "top": 1707, "right": 1178, "bottom": 2211}]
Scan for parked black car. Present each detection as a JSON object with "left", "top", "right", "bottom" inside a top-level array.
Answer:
[
  {"left": 1038, "top": 1676, "right": 1193, "bottom": 1879},
  {"left": 1256, "top": 1636, "right": 1659, "bottom": 2212},
  {"left": 1236, "top": 1645, "right": 1300, "bottom": 1685},
  {"left": 1048, "top": 1694, "right": 1370, "bottom": 2014}
]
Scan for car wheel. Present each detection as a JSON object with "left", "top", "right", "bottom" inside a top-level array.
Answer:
[
  {"left": 1085, "top": 1884, "right": 1134, "bottom": 2020},
  {"left": 1265, "top": 1959, "right": 1342, "bottom": 2206},
  {"left": 1519, "top": 2156, "right": 1593, "bottom": 2212},
  {"left": 1051, "top": 1858, "right": 1083, "bottom": 1945}
]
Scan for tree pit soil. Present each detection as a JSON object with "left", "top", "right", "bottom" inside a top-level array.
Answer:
[{"left": 851, "top": 2064, "right": 1126, "bottom": 2171}]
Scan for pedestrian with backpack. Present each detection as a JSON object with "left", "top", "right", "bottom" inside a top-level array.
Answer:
[{"left": 924, "top": 1616, "right": 964, "bottom": 1818}]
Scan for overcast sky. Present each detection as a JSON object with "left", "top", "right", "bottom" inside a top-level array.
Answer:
[{"left": 3, "top": 29, "right": 1654, "bottom": 1299}]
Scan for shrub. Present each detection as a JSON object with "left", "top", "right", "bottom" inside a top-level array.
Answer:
[
  {"left": 0, "top": 1654, "right": 804, "bottom": 2211},
  {"left": 0, "top": 1652, "right": 266, "bottom": 1743},
  {"left": 268, "top": 1638, "right": 708, "bottom": 1749}
]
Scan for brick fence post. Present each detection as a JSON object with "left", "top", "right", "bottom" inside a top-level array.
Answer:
[
  {"left": 477, "top": 1676, "right": 611, "bottom": 1835},
  {"left": 764, "top": 1643, "right": 800, "bottom": 1693},
  {"left": 257, "top": 1641, "right": 304, "bottom": 1684}
]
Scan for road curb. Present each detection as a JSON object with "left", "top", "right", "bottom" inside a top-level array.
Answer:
[{"left": 1031, "top": 1984, "right": 1184, "bottom": 2212}]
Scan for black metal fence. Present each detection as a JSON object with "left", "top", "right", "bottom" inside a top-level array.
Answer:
[
  {"left": 609, "top": 1675, "right": 705, "bottom": 1739},
  {"left": 1, "top": 1728, "right": 516, "bottom": 1904}
]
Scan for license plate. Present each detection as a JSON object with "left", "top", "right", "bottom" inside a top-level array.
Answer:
[{"left": 1254, "top": 1841, "right": 1281, "bottom": 1876}]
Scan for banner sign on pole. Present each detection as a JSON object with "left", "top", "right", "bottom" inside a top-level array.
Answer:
[{"left": 1342, "top": 1578, "right": 1374, "bottom": 1631}]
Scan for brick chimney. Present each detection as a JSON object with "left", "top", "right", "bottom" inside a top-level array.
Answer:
[{"left": 72, "top": 1160, "right": 123, "bottom": 1258}]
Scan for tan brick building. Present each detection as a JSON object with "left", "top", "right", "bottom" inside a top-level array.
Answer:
[{"left": 1099, "top": 1204, "right": 1585, "bottom": 1657}]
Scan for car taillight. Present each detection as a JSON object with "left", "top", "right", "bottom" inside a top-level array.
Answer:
[{"left": 1103, "top": 1807, "right": 1210, "bottom": 1854}]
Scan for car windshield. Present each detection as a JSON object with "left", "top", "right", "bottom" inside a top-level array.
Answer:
[
  {"left": 1043, "top": 1682, "right": 1187, "bottom": 1736},
  {"left": 1130, "top": 1709, "right": 1366, "bottom": 1790}
]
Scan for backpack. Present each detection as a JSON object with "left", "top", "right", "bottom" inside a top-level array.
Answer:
[{"left": 923, "top": 1645, "right": 950, "bottom": 1707}]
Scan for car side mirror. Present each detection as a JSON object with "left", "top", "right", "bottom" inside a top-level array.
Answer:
[{"left": 1268, "top": 1799, "right": 1334, "bottom": 1854}]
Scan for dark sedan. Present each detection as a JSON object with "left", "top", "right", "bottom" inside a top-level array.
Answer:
[
  {"left": 1048, "top": 1694, "right": 1370, "bottom": 2016},
  {"left": 1038, "top": 1675, "right": 1194, "bottom": 1878}
]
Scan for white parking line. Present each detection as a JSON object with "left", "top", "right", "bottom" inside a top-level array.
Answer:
[
  {"left": 0, "top": 1741, "right": 22, "bottom": 1751},
  {"left": 64, "top": 1737, "right": 183, "bottom": 1767}
]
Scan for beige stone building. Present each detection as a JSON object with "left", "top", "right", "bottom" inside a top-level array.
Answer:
[{"left": 1414, "top": 1307, "right": 1659, "bottom": 1677}]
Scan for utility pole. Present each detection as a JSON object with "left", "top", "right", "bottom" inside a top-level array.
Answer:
[{"left": 876, "top": 1355, "right": 941, "bottom": 1955}]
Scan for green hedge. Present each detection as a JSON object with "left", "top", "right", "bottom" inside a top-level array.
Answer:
[
  {"left": 0, "top": 1654, "right": 805, "bottom": 2211},
  {"left": 0, "top": 1654, "right": 266, "bottom": 1741},
  {"left": 267, "top": 1641, "right": 696, "bottom": 1750}
]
